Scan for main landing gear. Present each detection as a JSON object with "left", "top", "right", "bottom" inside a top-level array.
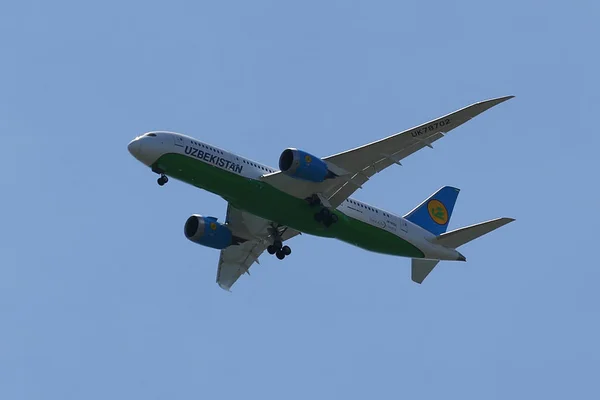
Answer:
[
  {"left": 314, "top": 208, "right": 338, "bottom": 227},
  {"left": 267, "top": 239, "right": 292, "bottom": 260},
  {"left": 266, "top": 225, "right": 292, "bottom": 260},
  {"left": 305, "top": 194, "right": 338, "bottom": 227},
  {"left": 306, "top": 193, "right": 321, "bottom": 207}
]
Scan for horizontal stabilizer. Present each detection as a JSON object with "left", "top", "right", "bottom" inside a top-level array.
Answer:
[
  {"left": 434, "top": 217, "right": 515, "bottom": 249},
  {"left": 412, "top": 259, "right": 440, "bottom": 284}
]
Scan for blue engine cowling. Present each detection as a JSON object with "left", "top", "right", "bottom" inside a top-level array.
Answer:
[
  {"left": 184, "top": 215, "right": 233, "bottom": 249},
  {"left": 278, "top": 148, "right": 336, "bottom": 182}
]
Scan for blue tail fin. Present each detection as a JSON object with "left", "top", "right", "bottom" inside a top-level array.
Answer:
[{"left": 404, "top": 186, "right": 460, "bottom": 235}]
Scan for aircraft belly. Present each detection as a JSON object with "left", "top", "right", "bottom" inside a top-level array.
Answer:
[{"left": 154, "top": 153, "right": 424, "bottom": 258}]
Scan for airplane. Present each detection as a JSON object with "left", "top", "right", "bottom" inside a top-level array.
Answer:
[{"left": 128, "top": 96, "right": 515, "bottom": 290}]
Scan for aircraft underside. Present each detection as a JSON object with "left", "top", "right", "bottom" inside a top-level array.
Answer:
[{"left": 152, "top": 152, "right": 425, "bottom": 259}]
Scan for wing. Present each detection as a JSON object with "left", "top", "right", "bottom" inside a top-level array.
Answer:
[
  {"left": 261, "top": 96, "right": 514, "bottom": 207},
  {"left": 216, "top": 204, "right": 300, "bottom": 291}
]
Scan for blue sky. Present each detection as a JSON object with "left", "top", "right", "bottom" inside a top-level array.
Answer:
[{"left": 1, "top": 1, "right": 599, "bottom": 398}]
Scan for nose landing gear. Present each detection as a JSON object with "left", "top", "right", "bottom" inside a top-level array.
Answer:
[
  {"left": 157, "top": 174, "right": 169, "bottom": 186},
  {"left": 152, "top": 166, "right": 169, "bottom": 186}
]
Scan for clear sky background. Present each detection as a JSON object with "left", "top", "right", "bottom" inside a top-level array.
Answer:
[{"left": 1, "top": 1, "right": 599, "bottom": 399}]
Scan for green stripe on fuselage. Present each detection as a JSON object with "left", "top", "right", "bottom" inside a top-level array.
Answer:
[{"left": 154, "top": 153, "right": 424, "bottom": 258}]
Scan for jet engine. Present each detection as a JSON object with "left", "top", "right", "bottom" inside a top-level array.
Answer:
[
  {"left": 278, "top": 148, "right": 336, "bottom": 182},
  {"left": 184, "top": 214, "right": 238, "bottom": 249}
]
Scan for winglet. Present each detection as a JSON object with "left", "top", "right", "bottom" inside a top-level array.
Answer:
[
  {"left": 451, "top": 96, "right": 515, "bottom": 124},
  {"left": 474, "top": 95, "right": 515, "bottom": 114},
  {"left": 218, "top": 282, "right": 233, "bottom": 292}
]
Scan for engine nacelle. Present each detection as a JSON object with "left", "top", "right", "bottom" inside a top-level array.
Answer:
[
  {"left": 278, "top": 148, "right": 336, "bottom": 182},
  {"left": 184, "top": 214, "right": 233, "bottom": 249}
]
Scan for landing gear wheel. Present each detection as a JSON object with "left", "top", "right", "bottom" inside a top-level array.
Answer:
[
  {"left": 330, "top": 213, "right": 338, "bottom": 223},
  {"left": 282, "top": 245, "right": 291, "bottom": 256},
  {"left": 157, "top": 174, "right": 168, "bottom": 186},
  {"left": 267, "top": 245, "right": 277, "bottom": 255},
  {"left": 273, "top": 239, "right": 283, "bottom": 251},
  {"left": 276, "top": 250, "right": 286, "bottom": 260},
  {"left": 314, "top": 211, "right": 324, "bottom": 222}
]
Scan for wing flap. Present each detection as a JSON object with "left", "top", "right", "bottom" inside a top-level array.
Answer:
[
  {"left": 217, "top": 240, "right": 264, "bottom": 291},
  {"left": 216, "top": 204, "right": 300, "bottom": 291}
]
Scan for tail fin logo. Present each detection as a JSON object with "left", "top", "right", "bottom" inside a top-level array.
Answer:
[{"left": 428, "top": 200, "right": 448, "bottom": 225}]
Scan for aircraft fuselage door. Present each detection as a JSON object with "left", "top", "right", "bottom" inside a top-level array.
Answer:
[
  {"left": 400, "top": 219, "right": 408, "bottom": 233},
  {"left": 173, "top": 135, "right": 185, "bottom": 148}
]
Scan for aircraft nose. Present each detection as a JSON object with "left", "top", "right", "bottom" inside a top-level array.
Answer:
[{"left": 128, "top": 138, "right": 141, "bottom": 157}]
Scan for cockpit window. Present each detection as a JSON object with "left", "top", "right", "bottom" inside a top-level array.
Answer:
[{"left": 146, "top": 133, "right": 157, "bottom": 137}]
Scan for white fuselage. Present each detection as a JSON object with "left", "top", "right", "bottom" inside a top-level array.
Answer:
[{"left": 128, "top": 131, "right": 463, "bottom": 261}]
